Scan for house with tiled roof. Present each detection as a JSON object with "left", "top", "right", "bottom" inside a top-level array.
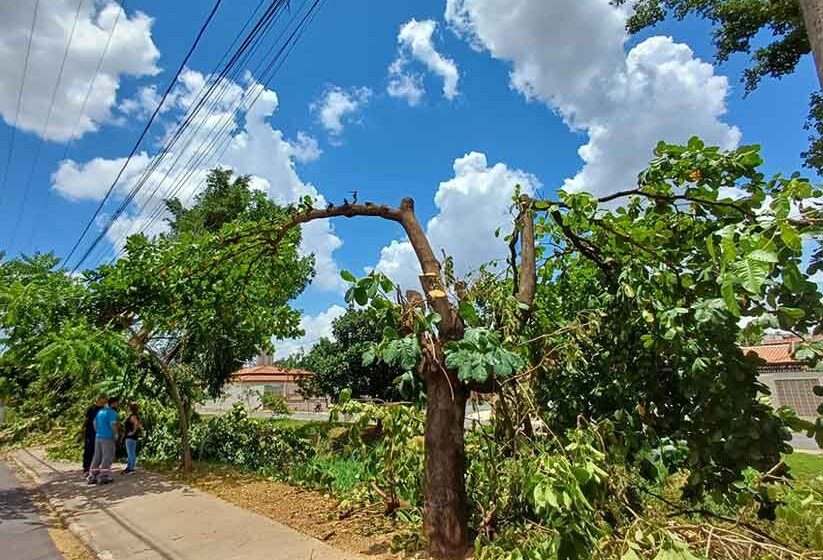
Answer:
[
  {"left": 200, "top": 353, "right": 327, "bottom": 415},
  {"left": 742, "top": 334, "right": 823, "bottom": 418}
]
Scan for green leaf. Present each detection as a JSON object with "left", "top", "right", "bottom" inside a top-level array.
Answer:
[
  {"left": 353, "top": 286, "right": 368, "bottom": 306},
  {"left": 748, "top": 249, "right": 778, "bottom": 263},
  {"left": 720, "top": 282, "right": 740, "bottom": 317},
  {"left": 779, "top": 224, "right": 802, "bottom": 252},
  {"left": 777, "top": 307, "right": 805, "bottom": 328},
  {"left": 340, "top": 269, "right": 357, "bottom": 283},
  {"left": 458, "top": 301, "right": 480, "bottom": 327},
  {"left": 735, "top": 258, "right": 770, "bottom": 294}
]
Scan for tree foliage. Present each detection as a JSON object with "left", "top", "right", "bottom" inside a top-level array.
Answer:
[{"left": 294, "top": 306, "right": 402, "bottom": 401}]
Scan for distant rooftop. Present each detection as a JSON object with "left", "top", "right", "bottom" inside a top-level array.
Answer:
[{"left": 230, "top": 365, "right": 313, "bottom": 384}]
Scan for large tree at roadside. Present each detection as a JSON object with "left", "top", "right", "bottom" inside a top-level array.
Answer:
[
  {"left": 204, "top": 138, "right": 822, "bottom": 559},
  {"left": 86, "top": 169, "right": 313, "bottom": 471}
]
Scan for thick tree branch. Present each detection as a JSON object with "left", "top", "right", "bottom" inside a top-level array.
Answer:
[
  {"left": 549, "top": 210, "right": 617, "bottom": 279},
  {"left": 262, "top": 198, "right": 460, "bottom": 337},
  {"left": 595, "top": 188, "right": 756, "bottom": 219},
  {"left": 517, "top": 196, "right": 536, "bottom": 318}
]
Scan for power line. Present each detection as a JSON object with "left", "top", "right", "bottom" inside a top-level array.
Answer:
[
  {"left": 97, "top": 0, "right": 305, "bottom": 263},
  {"left": 0, "top": 0, "right": 41, "bottom": 211},
  {"left": 115, "top": 0, "right": 304, "bottom": 249},
  {"left": 123, "top": 0, "right": 323, "bottom": 250},
  {"left": 60, "top": 0, "right": 128, "bottom": 162},
  {"left": 10, "top": 0, "right": 85, "bottom": 249},
  {"left": 28, "top": 0, "right": 128, "bottom": 249},
  {"left": 73, "top": 0, "right": 283, "bottom": 268},
  {"left": 65, "top": 0, "right": 226, "bottom": 271}
]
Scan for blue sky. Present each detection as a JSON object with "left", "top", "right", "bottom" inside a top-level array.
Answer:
[{"left": 0, "top": 0, "right": 818, "bottom": 355}]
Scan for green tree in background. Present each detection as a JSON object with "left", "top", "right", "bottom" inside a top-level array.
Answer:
[
  {"left": 88, "top": 168, "right": 313, "bottom": 471},
  {"left": 291, "top": 307, "right": 401, "bottom": 402}
]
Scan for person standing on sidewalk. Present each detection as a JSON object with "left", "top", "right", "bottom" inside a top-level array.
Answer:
[
  {"left": 87, "top": 396, "right": 120, "bottom": 485},
  {"left": 122, "top": 403, "right": 141, "bottom": 474},
  {"left": 82, "top": 395, "right": 107, "bottom": 475}
]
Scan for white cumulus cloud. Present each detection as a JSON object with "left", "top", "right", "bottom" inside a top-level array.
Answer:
[
  {"left": 374, "top": 151, "right": 539, "bottom": 290},
  {"left": 0, "top": 0, "right": 160, "bottom": 141},
  {"left": 274, "top": 304, "right": 346, "bottom": 359},
  {"left": 445, "top": 0, "right": 740, "bottom": 197},
  {"left": 388, "top": 19, "right": 459, "bottom": 105},
  {"left": 313, "top": 85, "right": 371, "bottom": 138},
  {"left": 51, "top": 71, "right": 346, "bottom": 293}
]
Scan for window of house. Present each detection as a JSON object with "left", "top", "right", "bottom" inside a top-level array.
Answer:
[
  {"left": 775, "top": 378, "right": 823, "bottom": 417},
  {"left": 263, "top": 384, "right": 284, "bottom": 398}
]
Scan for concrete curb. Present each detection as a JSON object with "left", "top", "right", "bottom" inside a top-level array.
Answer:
[{"left": 9, "top": 451, "right": 116, "bottom": 560}]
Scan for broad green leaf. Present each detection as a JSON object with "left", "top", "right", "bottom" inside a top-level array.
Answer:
[
  {"left": 720, "top": 282, "right": 740, "bottom": 317},
  {"left": 735, "top": 258, "right": 770, "bottom": 294},
  {"left": 340, "top": 269, "right": 357, "bottom": 283},
  {"left": 747, "top": 249, "right": 778, "bottom": 263}
]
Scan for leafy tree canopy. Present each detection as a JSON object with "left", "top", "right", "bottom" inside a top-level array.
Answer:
[{"left": 291, "top": 306, "right": 402, "bottom": 402}]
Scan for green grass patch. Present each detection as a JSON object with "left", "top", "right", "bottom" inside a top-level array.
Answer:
[{"left": 785, "top": 452, "right": 823, "bottom": 483}]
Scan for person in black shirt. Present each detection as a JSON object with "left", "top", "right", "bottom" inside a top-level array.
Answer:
[
  {"left": 122, "top": 403, "right": 141, "bottom": 474},
  {"left": 82, "top": 395, "right": 107, "bottom": 474}
]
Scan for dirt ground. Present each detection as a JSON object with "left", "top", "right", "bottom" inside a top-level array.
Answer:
[{"left": 162, "top": 463, "right": 410, "bottom": 559}]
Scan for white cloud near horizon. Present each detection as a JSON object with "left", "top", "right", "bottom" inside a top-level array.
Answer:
[
  {"left": 0, "top": 0, "right": 160, "bottom": 142},
  {"left": 273, "top": 304, "right": 346, "bottom": 359},
  {"left": 444, "top": 0, "right": 740, "bottom": 197},
  {"left": 388, "top": 19, "right": 459, "bottom": 105}
]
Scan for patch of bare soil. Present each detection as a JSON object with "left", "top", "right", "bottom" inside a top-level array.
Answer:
[{"left": 162, "top": 463, "right": 405, "bottom": 559}]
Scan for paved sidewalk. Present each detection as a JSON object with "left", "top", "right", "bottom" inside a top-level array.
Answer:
[
  {"left": 0, "top": 459, "right": 62, "bottom": 560},
  {"left": 11, "top": 448, "right": 359, "bottom": 560}
]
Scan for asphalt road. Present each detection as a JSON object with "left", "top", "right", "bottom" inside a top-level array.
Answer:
[{"left": 0, "top": 459, "right": 62, "bottom": 560}]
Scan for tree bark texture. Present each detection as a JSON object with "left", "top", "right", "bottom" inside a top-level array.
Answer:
[
  {"left": 161, "top": 365, "right": 193, "bottom": 473},
  {"left": 259, "top": 196, "right": 538, "bottom": 559},
  {"left": 800, "top": 0, "right": 823, "bottom": 88}
]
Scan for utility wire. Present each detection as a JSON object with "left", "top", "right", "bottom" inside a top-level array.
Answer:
[
  {"left": 11, "top": 0, "right": 85, "bottom": 249},
  {"left": 116, "top": 0, "right": 301, "bottom": 248},
  {"left": 28, "top": 0, "right": 128, "bottom": 249},
  {"left": 66, "top": 0, "right": 226, "bottom": 271},
  {"left": 123, "top": 0, "right": 321, "bottom": 250},
  {"left": 97, "top": 0, "right": 301, "bottom": 263},
  {"left": 81, "top": 0, "right": 288, "bottom": 267},
  {"left": 0, "top": 0, "right": 41, "bottom": 211}
]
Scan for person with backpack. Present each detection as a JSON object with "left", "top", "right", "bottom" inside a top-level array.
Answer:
[{"left": 122, "top": 403, "right": 141, "bottom": 474}]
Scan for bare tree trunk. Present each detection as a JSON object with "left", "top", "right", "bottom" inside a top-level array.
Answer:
[
  {"left": 260, "top": 197, "right": 534, "bottom": 559},
  {"left": 423, "top": 359, "right": 469, "bottom": 559},
  {"left": 800, "top": 0, "right": 823, "bottom": 87},
  {"left": 161, "top": 366, "right": 193, "bottom": 473}
]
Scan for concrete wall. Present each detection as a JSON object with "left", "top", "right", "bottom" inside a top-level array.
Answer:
[
  {"left": 200, "top": 381, "right": 327, "bottom": 415},
  {"left": 759, "top": 368, "right": 823, "bottom": 418}
]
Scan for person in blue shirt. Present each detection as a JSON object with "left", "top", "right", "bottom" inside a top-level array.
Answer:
[{"left": 87, "top": 396, "right": 120, "bottom": 484}]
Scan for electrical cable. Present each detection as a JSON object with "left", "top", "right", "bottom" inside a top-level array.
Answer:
[{"left": 65, "top": 0, "right": 226, "bottom": 270}]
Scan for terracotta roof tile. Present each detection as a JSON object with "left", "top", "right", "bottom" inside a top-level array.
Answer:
[
  {"left": 741, "top": 343, "right": 799, "bottom": 365},
  {"left": 230, "top": 365, "right": 313, "bottom": 383}
]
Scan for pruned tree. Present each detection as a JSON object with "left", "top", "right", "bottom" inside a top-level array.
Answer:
[{"left": 209, "top": 139, "right": 822, "bottom": 559}]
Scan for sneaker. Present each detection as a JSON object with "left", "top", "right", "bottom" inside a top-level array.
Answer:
[
  {"left": 121, "top": 468, "right": 132, "bottom": 475},
  {"left": 87, "top": 478, "right": 98, "bottom": 485}
]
